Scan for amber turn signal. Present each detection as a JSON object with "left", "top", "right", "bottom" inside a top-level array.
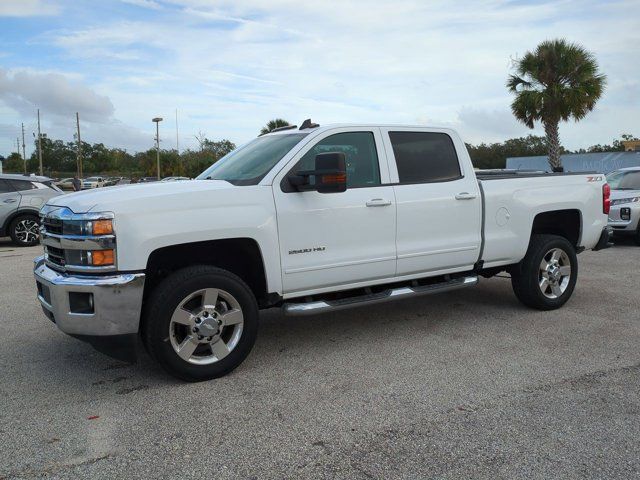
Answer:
[
  {"left": 92, "top": 219, "right": 113, "bottom": 235},
  {"left": 91, "top": 249, "right": 114, "bottom": 266}
]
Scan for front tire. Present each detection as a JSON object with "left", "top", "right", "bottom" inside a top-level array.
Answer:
[
  {"left": 143, "top": 266, "right": 259, "bottom": 381},
  {"left": 9, "top": 214, "right": 40, "bottom": 247},
  {"left": 511, "top": 234, "right": 578, "bottom": 310}
]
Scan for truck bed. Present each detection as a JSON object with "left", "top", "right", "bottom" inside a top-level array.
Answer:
[
  {"left": 475, "top": 169, "right": 598, "bottom": 181},
  {"left": 476, "top": 170, "right": 607, "bottom": 269}
]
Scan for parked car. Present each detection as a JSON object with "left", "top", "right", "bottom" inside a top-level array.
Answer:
[
  {"left": 104, "top": 177, "right": 122, "bottom": 187},
  {"left": 139, "top": 177, "right": 159, "bottom": 183},
  {"left": 54, "top": 178, "right": 75, "bottom": 191},
  {"left": 34, "top": 123, "right": 611, "bottom": 380},
  {"left": 0, "top": 174, "right": 62, "bottom": 246},
  {"left": 606, "top": 166, "right": 640, "bottom": 244},
  {"left": 82, "top": 176, "right": 106, "bottom": 189},
  {"left": 161, "top": 176, "right": 191, "bottom": 182}
]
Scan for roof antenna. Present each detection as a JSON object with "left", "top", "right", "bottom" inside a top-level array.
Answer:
[{"left": 299, "top": 119, "right": 319, "bottom": 130}]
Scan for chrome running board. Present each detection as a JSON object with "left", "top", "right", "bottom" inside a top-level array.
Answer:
[{"left": 283, "top": 275, "right": 478, "bottom": 316}]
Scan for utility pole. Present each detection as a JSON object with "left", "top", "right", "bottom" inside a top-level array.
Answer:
[
  {"left": 37, "top": 109, "right": 43, "bottom": 176},
  {"left": 152, "top": 117, "right": 163, "bottom": 180},
  {"left": 175, "top": 108, "right": 182, "bottom": 175},
  {"left": 21, "top": 123, "right": 26, "bottom": 173},
  {"left": 76, "top": 112, "right": 83, "bottom": 179}
]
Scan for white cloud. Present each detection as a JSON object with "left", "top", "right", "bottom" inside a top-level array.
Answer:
[
  {"left": 120, "top": 0, "right": 163, "bottom": 10},
  {"left": 0, "top": 69, "right": 114, "bottom": 121},
  {"left": 3, "top": 0, "right": 639, "bottom": 154},
  {"left": 0, "top": 0, "right": 59, "bottom": 16}
]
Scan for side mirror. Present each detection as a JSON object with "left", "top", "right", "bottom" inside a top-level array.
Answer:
[{"left": 291, "top": 152, "right": 347, "bottom": 193}]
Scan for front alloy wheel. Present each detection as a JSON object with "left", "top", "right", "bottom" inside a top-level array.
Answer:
[
  {"left": 169, "top": 288, "right": 244, "bottom": 365},
  {"left": 143, "top": 266, "right": 259, "bottom": 381}
]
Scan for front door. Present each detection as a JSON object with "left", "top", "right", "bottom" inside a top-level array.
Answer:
[{"left": 273, "top": 128, "right": 396, "bottom": 295}]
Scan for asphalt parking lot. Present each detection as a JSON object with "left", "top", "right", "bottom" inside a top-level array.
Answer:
[{"left": 1, "top": 238, "right": 639, "bottom": 479}]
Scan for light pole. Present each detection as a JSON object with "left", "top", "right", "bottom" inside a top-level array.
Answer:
[{"left": 152, "top": 117, "right": 163, "bottom": 180}]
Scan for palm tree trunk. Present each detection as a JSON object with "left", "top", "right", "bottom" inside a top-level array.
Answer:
[{"left": 544, "top": 120, "right": 563, "bottom": 171}]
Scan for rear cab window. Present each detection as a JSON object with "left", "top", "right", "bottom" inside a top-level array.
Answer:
[{"left": 388, "top": 131, "right": 462, "bottom": 184}]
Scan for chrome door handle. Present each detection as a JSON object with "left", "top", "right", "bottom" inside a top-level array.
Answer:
[
  {"left": 3, "top": 199, "right": 17, "bottom": 204},
  {"left": 366, "top": 198, "right": 392, "bottom": 207},
  {"left": 455, "top": 192, "right": 477, "bottom": 200}
]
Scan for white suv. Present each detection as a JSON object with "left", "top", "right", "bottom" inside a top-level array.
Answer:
[{"left": 607, "top": 167, "right": 640, "bottom": 245}]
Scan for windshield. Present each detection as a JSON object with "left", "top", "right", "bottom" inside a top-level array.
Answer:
[
  {"left": 86, "top": 177, "right": 99, "bottom": 181},
  {"left": 606, "top": 170, "right": 640, "bottom": 190},
  {"left": 197, "top": 133, "right": 308, "bottom": 185}
]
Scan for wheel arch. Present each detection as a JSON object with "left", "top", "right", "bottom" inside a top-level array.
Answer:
[
  {"left": 530, "top": 209, "right": 582, "bottom": 247},
  {"left": 144, "top": 238, "right": 277, "bottom": 308},
  {"left": 2, "top": 208, "right": 40, "bottom": 236}
]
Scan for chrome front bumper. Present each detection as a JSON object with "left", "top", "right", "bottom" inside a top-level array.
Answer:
[{"left": 33, "top": 256, "right": 145, "bottom": 337}]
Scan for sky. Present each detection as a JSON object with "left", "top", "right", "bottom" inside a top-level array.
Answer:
[{"left": 0, "top": 0, "right": 638, "bottom": 158}]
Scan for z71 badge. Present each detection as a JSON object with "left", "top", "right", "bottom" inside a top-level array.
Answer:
[{"left": 289, "top": 246, "right": 326, "bottom": 255}]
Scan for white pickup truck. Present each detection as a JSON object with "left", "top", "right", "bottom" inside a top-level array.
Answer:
[{"left": 34, "top": 122, "right": 612, "bottom": 381}]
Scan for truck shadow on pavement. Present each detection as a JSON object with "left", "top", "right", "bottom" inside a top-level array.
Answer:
[{"left": 41, "top": 277, "right": 523, "bottom": 391}]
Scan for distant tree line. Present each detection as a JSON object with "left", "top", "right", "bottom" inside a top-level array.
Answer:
[
  {"left": 1, "top": 132, "right": 635, "bottom": 177},
  {"left": 466, "top": 133, "right": 633, "bottom": 170},
  {"left": 1, "top": 136, "right": 236, "bottom": 179}
]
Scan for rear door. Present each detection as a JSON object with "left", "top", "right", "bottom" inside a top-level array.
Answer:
[
  {"left": 0, "top": 179, "right": 20, "bottom": 230},
  {"left": 381, "top": 128, "right": 482, "bottom": 276}
]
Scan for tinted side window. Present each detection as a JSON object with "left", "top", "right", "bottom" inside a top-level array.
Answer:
[
  {"left": 295, "top": 132, "right": 381, "bottom": 188},
  {"left": 0, "top": 179, "right": 14, "bottom": 193},
  {"left": 9, "top": 180, "right": 37, "bottom": 191},
  {"left": 389, "top": 132, "right": 461, "bottom": 184}
]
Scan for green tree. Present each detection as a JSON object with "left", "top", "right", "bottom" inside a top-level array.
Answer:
[
  {"left": 260, "top": 118, "right": 291, "bottom": 135},
  {"left": 507, "top": 39, "right": 606, "bottom": 171},
  {"left": 3, "top": 152, "right": 25, "bottom": 173}
]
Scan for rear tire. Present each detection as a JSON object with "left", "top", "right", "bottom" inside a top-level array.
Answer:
[
  {"left": 143, "top": 265, "right": 259, "bottom": 381},
  {"left": 9, "top": 214, "right": 40, "bottom": 247},
  {"left": 511, "top": 234, "right": 578, "bottom": 310}
]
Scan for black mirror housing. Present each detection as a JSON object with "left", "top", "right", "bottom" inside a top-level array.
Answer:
[
  {"left": 313, "top": 152, "right": 347, "bottom": 193},
  {"left": 288, "top": 152, "right": 347, "bottom": 193}
]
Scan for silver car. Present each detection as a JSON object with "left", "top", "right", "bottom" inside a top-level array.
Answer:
[
  {"left": 0, "top": 174, "right": 63, "bottom": 246},
  {"left": 607, "top": 166, "right": 640, "bottom": 245}
]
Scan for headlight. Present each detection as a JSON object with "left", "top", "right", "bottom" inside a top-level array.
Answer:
[
  {"left": 40, "top": 206, "right": 116, "bottom": 272},
  {"left": 611, "top": 197, "right": 640, "bottom": 206}
]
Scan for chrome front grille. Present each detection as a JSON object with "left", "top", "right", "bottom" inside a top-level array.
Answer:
[
  {"left": 44, "top": 245, "right": 66, "bottom": 268},
  {"left": 42, "top": 217, "right": 63, "bottom": 235},
  {"left": 40, "top": 206, "right": 116, "bottom": 273}
]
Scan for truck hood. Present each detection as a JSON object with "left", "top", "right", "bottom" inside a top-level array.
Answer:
[
  {"left": 48, "top": 179, "right": 234, "bottom": 213},
  {"left": 610, "top": 189, "right": 640, "bottom": 200}
]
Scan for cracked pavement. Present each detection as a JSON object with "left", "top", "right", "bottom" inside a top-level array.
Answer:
[{"left": 0, "top": 237, "right": 638, "bottom": 479}]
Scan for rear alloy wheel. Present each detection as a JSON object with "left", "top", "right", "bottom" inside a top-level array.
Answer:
[
  {"left": 511, "top": 234, "right": 578, "bottom": 310},
  {"left": 9, "top": 215, "right": 40, "bottom": 247},
  {"left": 538, "top": 248, "right": 572, "bottom": 299},
  {"left": 143, "top": 266, "right": 258, "bottom": 381}
]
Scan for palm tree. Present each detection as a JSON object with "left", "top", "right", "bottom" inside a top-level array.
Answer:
[
  {"left": 507, "top": 39, "right": 606, "bottom": 171},
  {"left": 260, "top": 118, "right": 291, "bottom": 135}
]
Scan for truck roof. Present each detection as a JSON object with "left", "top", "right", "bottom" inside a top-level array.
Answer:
[{"left": 263, "top": 123, "right": 456, "bottom": 136}]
